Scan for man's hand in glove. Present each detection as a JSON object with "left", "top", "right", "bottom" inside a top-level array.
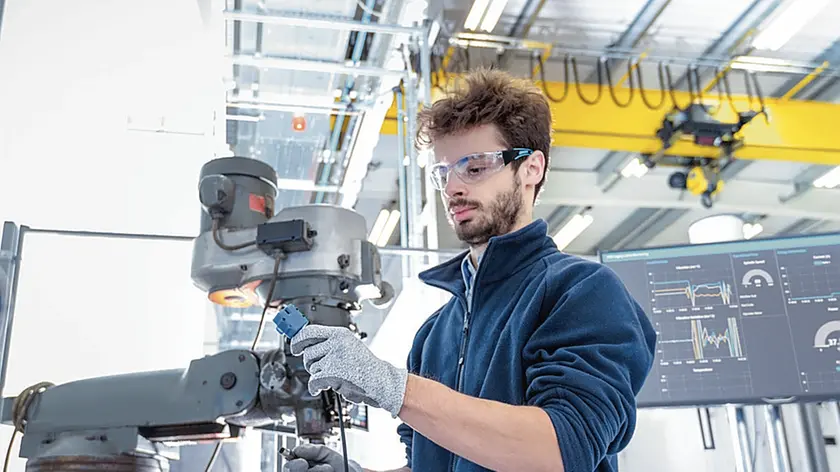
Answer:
[
  {"left": 283, "top": 444, "right": 362, "bottom": 472},
  {"left": 290, "top": 325, "right": 408, "bottom": 417}
]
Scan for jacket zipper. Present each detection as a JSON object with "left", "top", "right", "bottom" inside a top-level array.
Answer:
[{"left": 451, "top": 283, "right": 477, "bottom": 471}]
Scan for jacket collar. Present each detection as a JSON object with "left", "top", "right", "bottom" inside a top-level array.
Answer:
[{"left": 419, "top": 219, "right": 556, "bottom": 297}]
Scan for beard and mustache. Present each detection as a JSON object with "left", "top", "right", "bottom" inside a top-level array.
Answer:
[{"left": 445, "top": 174, "right": 524, "bottom": 246}]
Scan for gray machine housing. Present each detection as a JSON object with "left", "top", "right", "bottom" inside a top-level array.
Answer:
[{"left": 0, "top": 156, "right": 395, "bottom": 470}]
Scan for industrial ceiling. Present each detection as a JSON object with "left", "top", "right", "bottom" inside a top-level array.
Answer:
[{"left": 217, "top": 0, "right": 840, "bottom": 343}]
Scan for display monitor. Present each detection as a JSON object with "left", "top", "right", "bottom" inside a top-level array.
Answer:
[{"left": 600, "top": 232, "right": 840, "bottom": 408}]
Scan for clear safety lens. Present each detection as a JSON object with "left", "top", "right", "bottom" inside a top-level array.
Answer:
[{"left": 429, "top": 152, "right": 506, "bottom": 190}]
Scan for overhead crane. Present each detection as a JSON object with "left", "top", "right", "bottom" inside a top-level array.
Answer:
[{"left": 380, "top": 44, "right": 840, "bottom": 208}]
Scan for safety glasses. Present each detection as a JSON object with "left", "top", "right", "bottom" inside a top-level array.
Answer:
[{"left": 428, "top": 148, "right": 534, "bottom": 190}]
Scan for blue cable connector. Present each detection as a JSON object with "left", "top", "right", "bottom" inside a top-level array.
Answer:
[{"left": 272, "top": 304, "right": 309, "bottom": 339}]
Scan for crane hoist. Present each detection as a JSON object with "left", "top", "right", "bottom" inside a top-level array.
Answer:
[{"left": 641, "top": 103, "right": 764, "bottom": 208}]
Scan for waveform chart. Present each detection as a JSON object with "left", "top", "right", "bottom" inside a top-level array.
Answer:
[
  {"left": 691, "top": 318, "right": 744, "bottom": 359},
  {"left": 647, "top": 257, "right": 737, "bottom": 313}
]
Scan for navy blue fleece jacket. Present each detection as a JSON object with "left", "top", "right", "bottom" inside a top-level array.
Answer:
[{"left": 396, "top": 219, "right": 656, "bottom": 472}]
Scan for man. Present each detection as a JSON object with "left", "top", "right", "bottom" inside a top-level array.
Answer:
[{"left": 285, "top": 69, "right": 657, "bottom": 472}]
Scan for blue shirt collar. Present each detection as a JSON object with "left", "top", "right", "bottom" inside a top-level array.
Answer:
[{"left": 420, "top": 219, "right": 556, "bottom": 297}]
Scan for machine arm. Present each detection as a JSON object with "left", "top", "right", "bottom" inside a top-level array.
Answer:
[{"left": 0, "top": 347, "right": 313, "bottom": 469}]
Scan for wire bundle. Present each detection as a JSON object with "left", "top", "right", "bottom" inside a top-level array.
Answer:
[{"left": 4, "top": 381, "right": 55, "bottom": 472}]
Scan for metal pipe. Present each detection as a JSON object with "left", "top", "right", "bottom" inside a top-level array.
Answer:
[
  {"left": 727, "top": 405, "right": 754, "bottom": 472},
  {"left": 396, "top": 87, "right": 410, "bottom": 258},
  {"left": 763, "top": 404, "right": 792, "bottom": 472},
  {"left": 19, "top": 227, "right": 195, "bottom": 242},
  {"left": 224, "top": 9, "right": 423, "bottom": 36},
  {"left": 797, "top": 403, "right": 830, "bottom": 472},
  {"left": 378, "top": 246, "right": 462, "bottom": 257},
  {"left": 782, "top": 61, "right": 830, "bottom": 101},
  {"left": 447, "top": 35, "right": 838, "bottom": 75},
  {"left": 229, "top": 55, "right": 407, "bottom": 78},
  {"left": 405, "top": 73, "right": 423, "bottom": 250},
  {"left": 226, "top": 102, "right": 367, "bottom": 116},
  {"left": 418, "top": 22, "right": 439, "bottom": 260},
  {"left": 0, "top": 223, "right": 21, "bottom": 394}
]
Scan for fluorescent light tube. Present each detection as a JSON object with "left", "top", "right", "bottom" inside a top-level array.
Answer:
[
  {"left": 813, "top": 166, "right": 840, "bottom": 189},
  {"left": 752, "top": 0, "right": 830, "bottom": 51},
  {"left": 377, "top": 210, "right": 401, "bottom": 247},
  {"left": 464, "top": 0, "right": 492, "bottom": 31},
  {"left": 620, "top": 157, "right": 649, "bottom": 178},
  {"left": 480, "top": 0, "right": 509, "bottom": 32},
  {"left": 743, "top": 223, "right": 764, "bottom": 240},
  {"left": 553, "top": 214, "right": 594, "bottom": 251},
  {"left": 429, "top": 20, "right": 441, "bottom": 45},
  {"left": 368, "top": 209, "right": 390, "bottom": 243}
]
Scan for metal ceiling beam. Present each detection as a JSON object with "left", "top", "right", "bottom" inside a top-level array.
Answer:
[
  {"left": 0, "top": 0, "right": 6, "bottom": 41},
  {"left": 585, "top": 0, "right": 672, "bottom": 82},
  {"left": 533, "top": 171, "right": 840, "bottom": 221},
  {"left": 778, "top": 164, "right": 835, "bottom": 203},
  {"left": 672, "top": 0, "right": 782, "bottom": 89},
  {"left": 594, "top": 151, "right": 633, "bottom": 192},
  {"left": 778, "top": 219, "right": 827, "bottom": 235},
  {"left": 612, "top": 0, "right": 672, "bottom": 50},
  {"left": 618, "top": 209, "right": 688, "bottom": 250},
  {"left": 591, "top": 208, "right": 660, "bottom": 251},
  {"left": 224, "top": 9, "right": 424, "bottom": 35},
  {"left": 229, "top": 54, "right": 407, "bottom": 78},
  {"left": 712, "top": 39, "right": 840, "bottom": 186},
  {"left": 774, "top": 39, "right": 840, "bottom": 99},
  {"left": 506, "top": 0, "right": 547, "bottom": 38}
]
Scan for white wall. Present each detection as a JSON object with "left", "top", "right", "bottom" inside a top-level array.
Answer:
[
  {"left": 0, "top": 0, "right": 226, "bottom": 469},
  {"left": 0, "top": 0, "right": 225, "bottom": 235}
]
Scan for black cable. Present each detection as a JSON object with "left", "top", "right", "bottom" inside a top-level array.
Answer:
[
  {"left": 533, "top": 54, "right": 569, "bottom": 103},
  {"left": 570, "top": 56, "right": 603, "bottom": 105},
  {"left": 749, "top": 70, "right": 769, "bottom": 123},
  {"left": 742, "top": 68, "right": 755, "bottom": 112},
  {"left": 685, "top": 65, "right": 698, "bottom": 105},
  {"left": 250, "top": 252, "right": 284, "bottom": 351},
  {"left": 692, "top": 65, "right": 703, "bottom": 105},
  {"left": 605, "top": 58, "right": 635, "bottom": 108},
  {"left": 212, "top": 219, "right": 256, "bottom": 251},
  {"left": 204, "top": 443, "right": 222, "bottom": 472},
  {"left": 721, "top": 68, "right": 740, "bottom": 115},
  {"left": 711, "top": 66, "right": 726, "bottom": 112},
  {"left": 336, "top": 395, "right": 350, "bottom": 472},
  {"left": 204, "top": 251, "right": 283, "bottom": 472},
  {"left": 664, "top": 64, "right": 689, "bottom": 110},
  {"left": 635, "top": 61, "right": 667, "bottom": 110}
]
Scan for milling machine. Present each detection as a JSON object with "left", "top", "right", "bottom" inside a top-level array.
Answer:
[{"left": 0, "top": 156, "right": 394, "bottom": 471}]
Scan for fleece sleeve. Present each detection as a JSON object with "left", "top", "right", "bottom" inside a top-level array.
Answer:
[
  {"left": 524, "top": 264, "right": 656, "bottom": 472},
  {"left": 395, "top": 310, "right": 442, "bottom": 469}
]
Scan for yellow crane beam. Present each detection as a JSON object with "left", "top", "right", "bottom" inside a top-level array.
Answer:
[{"left": 380, "top": 76, "right": 840, "bottom": 166}]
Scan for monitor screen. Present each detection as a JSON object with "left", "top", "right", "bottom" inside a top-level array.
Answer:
[{"left": 600, "top": 232, "right": 840, "bottom": 408}]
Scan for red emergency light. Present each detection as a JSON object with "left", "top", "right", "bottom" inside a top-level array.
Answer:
[{"left": 292, "top": 115, "right": 306, "bottom": 132}]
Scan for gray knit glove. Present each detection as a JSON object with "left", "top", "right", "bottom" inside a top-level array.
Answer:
[
  {"left": 283, "top": 444, "right": 362, "bottom": 472},
  {"left": 290, "top": 325, "right": 408, "bottom": 417}
]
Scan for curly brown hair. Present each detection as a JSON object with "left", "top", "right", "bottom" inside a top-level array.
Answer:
[{"left": 416, "top": 68, "right": 553, "bottom": 202}]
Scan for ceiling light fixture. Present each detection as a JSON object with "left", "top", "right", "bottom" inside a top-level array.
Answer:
[
  {"left": 752, "top": 0, "right": 830, "bottom": 51},
  {"left": 553, "top": 212, "right": 594, "bottom": 251},
  {"left": 620, "top": 157, "right": 649, "bottom": 178},
  {"left": 813, "top": 166, "right": 840, "bottom": 189},
  {"left": 743, "top": 223, "right": 764, "bottom": 240},
  {"left": 464, "top": 0, "right": 492, "bottom": 31}
]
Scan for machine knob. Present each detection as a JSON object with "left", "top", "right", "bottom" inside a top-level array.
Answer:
[{"left": 198, "top": 174, "right": 235, "bottom": 217}]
